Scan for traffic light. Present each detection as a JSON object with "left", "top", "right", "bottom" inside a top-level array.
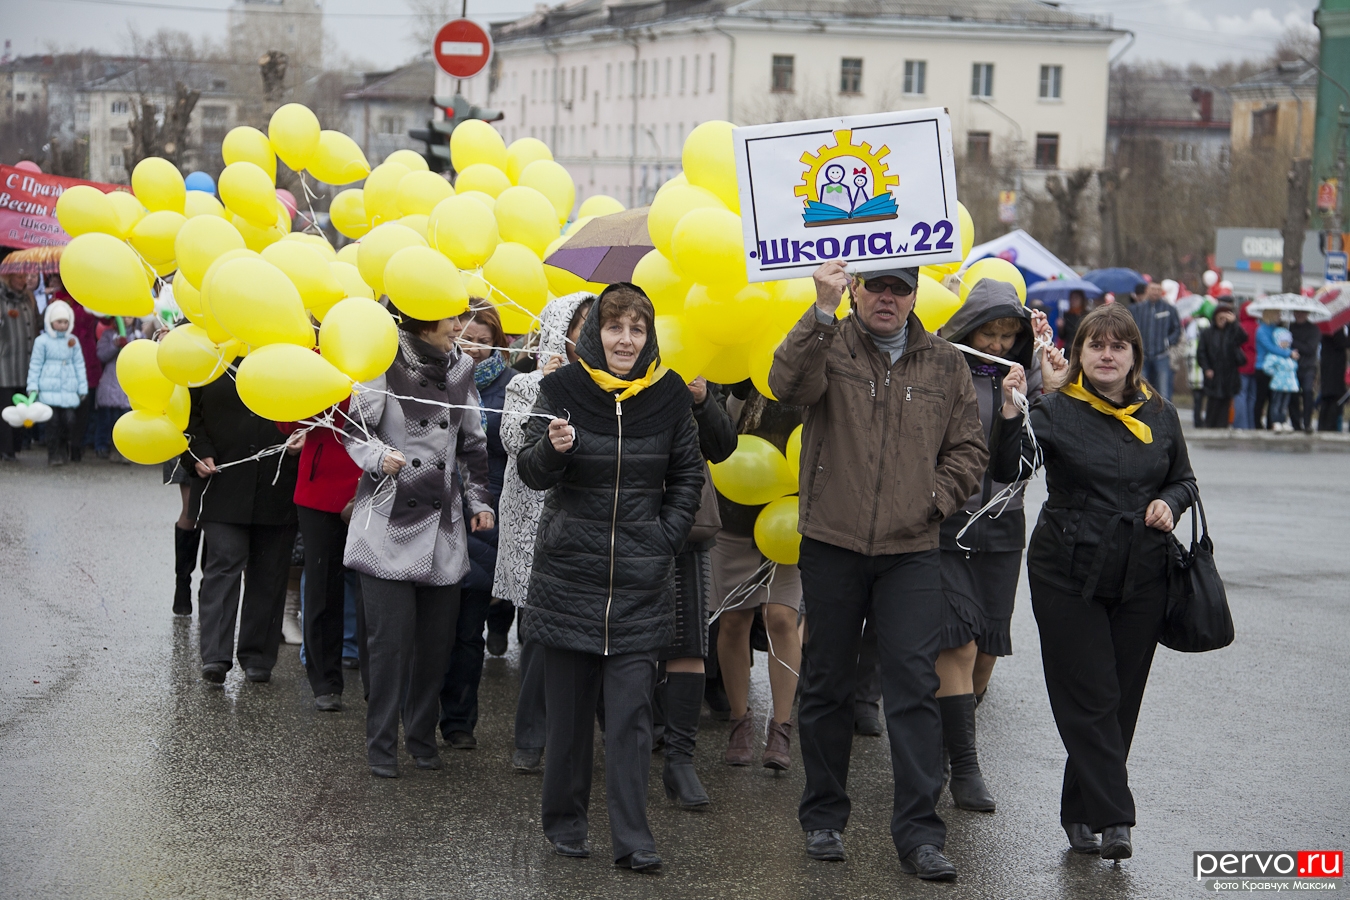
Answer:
[{"left": 408, "top": 94, "right": 504, "bottom": 174}]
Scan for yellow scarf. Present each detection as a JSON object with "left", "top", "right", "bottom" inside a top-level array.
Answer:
[
  {"left": 580, "top": 359, "right": 660, "bottom": 402},
  {"left": 1060, "top": 375, "right": 1154, "bottom": 443}
]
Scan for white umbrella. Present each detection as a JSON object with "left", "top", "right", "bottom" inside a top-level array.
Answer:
[{"left": 1246, "top": 293, "right": 1330, "bottom": 321}]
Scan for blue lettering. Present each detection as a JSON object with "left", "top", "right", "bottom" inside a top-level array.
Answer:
[
  {"left": 868, "top": 232, "right": 893, "bottom": 255},
  {"left": 817, "top": 237, "right": 840, "bottom": 259},
  {"left": 759, "top": 239, "right": 791, "bottom": 265},
  {"left": 792, "top": 240, "right": 816, "bottom": 263},
  {"left": 842, "top": 234, "right": 867, "bottom": 257}
]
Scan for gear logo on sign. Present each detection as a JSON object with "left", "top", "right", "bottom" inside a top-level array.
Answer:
[{"left": 795, "top": 130, "right": 899, "bottom": 227}]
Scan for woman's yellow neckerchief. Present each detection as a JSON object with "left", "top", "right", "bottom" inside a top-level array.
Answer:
[
  {"left": 1060, "top": 375, "right": 1154, "bottom": 443},
  {"left": 579, "top": 359, "right": 660, "bottom": 402}
]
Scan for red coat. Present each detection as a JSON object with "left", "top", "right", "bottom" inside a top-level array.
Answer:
[
  {"left": 278, "top": 400, "right": 361, "bottom": 513},
  {"left": 1237, "top": 302, "right": 1259, "bottom": 376},
  {"left": 65, "top": 294, "right": 103, "bottom": 392}
]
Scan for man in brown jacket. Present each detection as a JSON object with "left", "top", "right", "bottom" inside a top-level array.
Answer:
[{"left": 769, "top": 259, "right": 987, "bottom": 882}]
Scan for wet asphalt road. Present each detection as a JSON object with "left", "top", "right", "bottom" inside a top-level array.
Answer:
[{"left": 1, "top": 440, "right": 1347, "bottom": 900}]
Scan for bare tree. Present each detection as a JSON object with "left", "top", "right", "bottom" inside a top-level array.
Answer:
[
  {"left": 120, "top": 29, "right": 206, "bottom": 170},
  {"left": 1273, "top": 23, "right": 1319, "bottom": 63},
  {"left": 406, "top": 0, "right": 459, "bottom": 51},
  {"left": 1045, "top": 167, "right": 1094, "bottom": 266}
]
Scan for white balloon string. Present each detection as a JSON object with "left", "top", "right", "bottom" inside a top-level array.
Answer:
[
  {"left": 706, "top": 556, "right": 801, "bottom": 680},
  {"left": 296, "top": 173, "right": 327, "bottom": 237}
]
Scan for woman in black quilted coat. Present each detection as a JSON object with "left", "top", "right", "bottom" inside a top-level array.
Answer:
[{"left": 517, "top": 283, "right": 704, "bottom": 874}]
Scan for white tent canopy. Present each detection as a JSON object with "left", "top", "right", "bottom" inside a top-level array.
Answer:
[{"left": 960, "top": 229, "right": 1076, "bottom": 283}]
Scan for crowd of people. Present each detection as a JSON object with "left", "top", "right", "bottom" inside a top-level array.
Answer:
[{"left": 0, "top": 252, "right": 1302, "bottom": 882}]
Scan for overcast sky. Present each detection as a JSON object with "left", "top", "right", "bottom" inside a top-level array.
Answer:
[{"left": 1, "top": 0, "right": 1321, "bottom": 72}]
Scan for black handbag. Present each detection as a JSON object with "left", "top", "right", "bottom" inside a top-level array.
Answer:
[{"left": 1161, "top": 487, "right": 1234, "bottom": 653}]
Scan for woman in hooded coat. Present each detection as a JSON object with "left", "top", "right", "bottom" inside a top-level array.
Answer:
[
  {"left": 492, "top": 292, "right": 594, "bottom": 772},
  {"left": 517, "top": 283, "right": 705, "bottom": 873},
  {"left": 934, "top": 279, "right": 1041, "bottom": 813}
]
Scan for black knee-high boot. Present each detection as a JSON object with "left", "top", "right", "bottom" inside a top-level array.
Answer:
[
  {"left": 173, "top": 526, "right": 200, "bottom": 616},
  {"left": 940, "top": 693, "right": 995, "bottom": 812},
  {"left": 661, "top": 671, "right": 710, "bottom": 809}
]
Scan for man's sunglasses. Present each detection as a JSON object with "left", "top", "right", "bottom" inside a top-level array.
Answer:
[{"left": 858, "top": 278, "right": 915, "bottom": 297}]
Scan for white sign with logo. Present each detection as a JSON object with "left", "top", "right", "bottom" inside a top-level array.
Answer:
[{"left": 732, "top": 108, "right": 961, "bottom": 283}]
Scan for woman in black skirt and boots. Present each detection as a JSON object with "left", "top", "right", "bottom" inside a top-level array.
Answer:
[
  {"left": 1004, "top": 303, "right": 1196, "bottom": 860},
  {"left": 933, "top": 279, "right": 1043, "bottom": 813},
  {"left": 656, "top": 375, "right": 735, "bottom": 809}
]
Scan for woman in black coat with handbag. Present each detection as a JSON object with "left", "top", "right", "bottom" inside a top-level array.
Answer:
[
  {"left": 1196, "top": 302, "right": 1247, "bottom": 429},
  {"left": 998, "top": 304, "right": 1196, "bottom": 861},
  {"left": 517, "top": 283, "right": 705, "bottom": 873}
]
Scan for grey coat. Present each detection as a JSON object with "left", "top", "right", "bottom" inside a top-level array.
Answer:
[
  {"left": 0, "top": 285, "right": 40, "bottom": 387},
  {"left": 342, "top": 329, "right": 493, "bottom": 586}
]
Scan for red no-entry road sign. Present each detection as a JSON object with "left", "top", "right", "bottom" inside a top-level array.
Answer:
[{"left": 434, "top": 19, "right": 493, "bottom": 79}]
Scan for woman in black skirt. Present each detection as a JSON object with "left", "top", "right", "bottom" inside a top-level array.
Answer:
[
  {"left": 1003, "top": 303, "right": 1196, "bottom": 861},
  {"left": 933, "top": 279, "right": 1043, "bottom": 813},
  {"left": 655, "top": 376, "right": 734, "bottom": 809}
]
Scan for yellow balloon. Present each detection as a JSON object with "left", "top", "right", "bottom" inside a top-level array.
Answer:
[
  {"left": 632, "top": 249, "right": 691, "bottom": 316},
  {"left": 268, "top": 103, "right": 321, "bottom": 172},
  {"left": 131, "top": 157, "right": 185, "bottom": 214},
  {"left": 330, "top": 188, "right": 371, "bottom": 239},
  {"left": 494, "top": 186, "right": 560, "bottom": 258},
  {"left": 157, "top": 323, "right": 231, "bottom": 386},
  {"left": 647, "top": 184, "right": 725, "bottom": 258},
  {"left": 959, "top": 201, "right": 974, "bottom": 259},
  {"left": 656, "top": 172, "right": 689, "bottom": 198},
  {"left": 117, "top": 339, "right": 176, "bottom": 412},
  {"left": 336, "top": 242, "right": 360, "bottom": 266},
  {"left": 495, "top": 301, "right": 537, "bottom": 334},
  {"left": 450, "top": 119, "right": 508, "bottom": 172},
  {"left": 232, "top": 214, "right": 283, "bottom": 252},
  {"left": 59, "top": 233, "right": 154, "bottom": 317},
  {"left": 113, "top": 410, "right": 187, "bottom": 464},
  {"left": 455, "top": 163, "right": 511, "bottom": 199},
  {"left": 915, "top": 272, "right": 964, "bottom": 331},
  {"left": 330, "top": 260, "right": 374, "bottom": 300},
  {"left": 483, "top": 242, "right": 548, "bottom": 314},
  {"left": 383, "top": 246, "right": 469, "bottom": 320},
  {"left": 199, "top": 248, "right": 259, "bottom": 320},
  {"left": 519, "top": 160, "right": 576, "bottom": 224},
  {"left": 654, "top": 314, "right": 716, "bottom": 381},
  {"left": 184, "top": 191, "right": 227, "bottom": 219},
  {"left": 357, "top": 222, "right": 427, "bottom": 296},
  {"left": 700, "top": 341, "right": 752, "bottom": 384},
  {"left": 754, "top": 496, "right": 801, "bottom": 565},
  {"left": 671, "top": 207, "right": 746, "bottom": 287},
  {"left": 683, "top": 282, "right": 770, "bottom": 346},
  {"left": 319, "top": 296, "right": 399, "bottom": 382},
  {"left": 129, "top": 210, "right": 186, "bottom": 266},
  {"left": 107, "top": 190, "right": 146, "bottom": 239},
  {"left": 222, "top": 126, "right": 276, "bottom": 182},
  {"left": 308, "top": 130, "right": 371, "bottom": 185},
  {"left": 505, "top": 137, "right": 553, "bottom": 184},
  {"left": 236, "top": 343, "right": 352, "bottom": 421},
  {"left": 384, "top": 149, "right": 429, "bottom": 172},
  {"left": 56, "top": 185, "right": 118, "bottom": 237},
  {"left": 747, "top": 328, "right": 785, "bottom": 401},
  {"left": 458, "top": 189, "right": 496, "bottom": 212},
  {"left": 682, "top": 120, "right": 740, "bottom": 214},
  {"left": 175, "top": 214, "right": 245, "bottom": 288},
  {"left": 396, "top": 170, "right": 455, "bottom": 216},
  {"left": 283, "top": 231, "right": 337, "bottom": 260},
  {"left": 959, "top": 257, "right": 1026, "bottom": 304},
  {"left": 577, "top": 194, "right": 625, "bottom": 219},
  {"left": 786, "top": 424, "right": 802, "bottom": 472},
  {"left": 219, "top": 161, "right": 277, "bottom": 227},
  {"left": 262, "top": 240, "right": 345, "bottom": 310},
  {"left": 210, "top": 257, "right": 316, "bottom": 348},
  {"left": 363, "top": 162, "right": 410, "bottom": 225},
  {"left": 166, "top": 384, "right": 191, "bottom": 431},
  {"left": 428, "top": 195, "right": 499, "bottom": 269},
  {"left": 393, "top": 213, "right": 429, "bottom": 240},
  {"left": 710, "top": 434, "right": 796, "bottom": 505}
]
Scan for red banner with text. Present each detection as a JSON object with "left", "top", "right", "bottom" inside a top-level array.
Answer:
[{"left": 0, "top": 166, "right": 128, "bottom": 250}]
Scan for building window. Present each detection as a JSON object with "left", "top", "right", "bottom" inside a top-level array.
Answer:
[
  {"left": 665, "top": 58, "right": 672, "bottom": 96},
  {"left": 840, "top": 58, "right": 862, "bottom": 95},
  {"left": 967, "top": 131, "right": 991, "bottom": 164},
  {"left": 630, "top": 61, "right": 637, "bottom": 97},
  {"left": 606, "top": 63, "right": 611, "bottom": 99},
  {"left": 1251, "top": 105, "right": 1278, "bottom": 146},
  {"left": 693, "top": 54, "right": 700, "bottom": 94},
  {"left": 709, "top": 53, "right": 715, "bottom": 93},
  {"left": 111, "top": 100, "right": 129, "bottom": 114},
  {"left": 971, "top": 63, "right": 994, "bottom": 98},
  {"left": 772, "top": 55, "right": 795, "bottom": 93},
  {"left": 903, "top": 60, "right": 926, "bottom": 96},
  {"left": 201, "top": 104, "right": 228, "bottom": 124},
  {"left": 378, "top": 115, "right": 405, "bottom": 135},
  {"left": 1035, "top": 133, "right": 1059, "bottom": 168},
  {"left": 110, "top": 127, "right": 129, "bottom": 144},
  {"left": 640, "top": 60, "right": 647, "bottom": 97},
  {"left": 1173, "top": 142, "right": 1197, "bottom": 163},
  {"left": 15, "top": 92, "right": 25, "bottom": 102},
  {"left": 111, "top": 154, "right": 123, "bottom": 168},
  {"left": 680, "top": 57, "right": 686, "bottom": 95},
  {"left": 1039, "top": 65, "right": 1062, "bottom": 99}
]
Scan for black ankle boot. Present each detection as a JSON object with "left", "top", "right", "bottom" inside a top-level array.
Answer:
[
  {"left": 661, "top": 671, "right": 710, "bottom": 809},
  {"left": 173, "top": 526, "right": 200, "bottom": 616},
  {"left": 939, "top": 693, "right": 995, "bottom": 812}
]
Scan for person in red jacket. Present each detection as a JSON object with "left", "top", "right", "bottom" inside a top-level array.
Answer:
[
  {"left": 1232, "top": 298, "right": 1259, "bottom": 430},
  {"left": 280, "top": 400, "right": 362, "bottom": 712}
]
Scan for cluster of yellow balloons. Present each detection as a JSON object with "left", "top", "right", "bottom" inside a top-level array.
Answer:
[
  {"left": 708, "top": 428, "right": 805, "bottom": 564},
  {"left": 327, "top": 121, "right": 624, "bottom": 335}
]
